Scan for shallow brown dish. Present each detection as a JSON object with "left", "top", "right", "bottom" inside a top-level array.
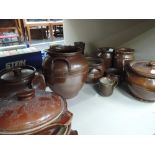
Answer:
[
  {"left": 126, "top": 60, "right": 155, "bottom": 102},
  {"left": 86, "top": 57, "right": 105, "bottom": 83}
]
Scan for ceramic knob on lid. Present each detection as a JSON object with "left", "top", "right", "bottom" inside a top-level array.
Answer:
[{"left": 0, "top": 89, "right": 68, "bottom": 135}]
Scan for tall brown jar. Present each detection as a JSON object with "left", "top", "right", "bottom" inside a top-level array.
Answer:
[
  {"left": 114, "top": 47, "right": 135, "bottom": 72},
  {"left": 42, "top": 45, "right": 88, "bottom": 99},
  {"left": 96, "top": 47, "right": 115, "bottom": 70}
]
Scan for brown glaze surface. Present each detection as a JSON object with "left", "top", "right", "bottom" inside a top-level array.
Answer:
[
  {"left": 0, "top": 66, "right": 46, "bottom": 99},
  {"left": 114, "top": 48, "right": 134, "bottom": 73},
  {"left": 97, "top": 77, "right": 117, "bottom": 96},
  {"left": 97, "top": 47, "right": 115, "bottom": 70},
  {"left": 86, "top": 57, "right": 105, "bottom": 83},
  {"left": 0, "top": 90, "right": 69, "bottom": 134},
  {"left": 126, "top": 60, "right": 155, "bottom": 102},
  {"left": 43, "top": 45, "right": 88, "bottom": 99}
]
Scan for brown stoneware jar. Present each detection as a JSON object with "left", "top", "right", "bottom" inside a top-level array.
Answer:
[
  {"left": 0, "top": 89, "right": 74, "bottom": 135},
  {"left": 86, "top": 57, "right": 105, "bottom": 83},
  {"left": 97, "top": 47, "right": 115, "bottom": 70},
  {"left": 42, "top": 45, "right": 88, "bottom": 99},
  {"left": 0, "top": 65, "right": 46, "bottom": 99},
  {"left": 126, "top": 60, "right": 155, "bottom": 102},
  {"left": 114, "top": 47, "right": 134, "bottom": 74}
]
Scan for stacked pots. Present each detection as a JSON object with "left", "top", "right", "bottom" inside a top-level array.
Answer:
[
  {"left": 0, "top": 89, "right": 75, "bottom": 135},
  {"left": 42, "top": 45, "right": 88, "bottom": 99},
  {"left": 126, "top": 60, "right": 155, "bottom": 102}
]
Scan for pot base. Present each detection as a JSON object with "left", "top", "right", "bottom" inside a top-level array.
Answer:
[{"left": 128, "top": 83, "right": 155, "bottom": 103}]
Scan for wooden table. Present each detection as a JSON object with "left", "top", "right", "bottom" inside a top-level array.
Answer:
[{"left": 25, "top": 21, "right": 63, "bottom": 43}]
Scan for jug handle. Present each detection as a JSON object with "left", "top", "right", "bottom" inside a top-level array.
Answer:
[{"left": 51, "top": 57, "right": 71, "bottom": 72}]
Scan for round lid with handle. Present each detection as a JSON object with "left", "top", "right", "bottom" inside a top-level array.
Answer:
[
  {"left": 0, "top": 89, "right": 66, "bottom": 134},
  {"left": 0, "top": 65, "right": 36, "bottom": 83},
  {"left": 129, "top": 60, "right": 155, "bottom": 78}
]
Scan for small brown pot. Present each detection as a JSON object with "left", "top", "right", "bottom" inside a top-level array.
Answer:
[
  {"left": 0, "top": 65, "right": 46, "bottom": 99},
  {"left": 126, "top": 60, "right": 155, "bottom": 102},
  {"left": 105, "top": 68, "right": 121, "bottom": 84},
  {"left": 97, "top": 76, "right": 117, "bottom": 96},
  {"left": 96, "top": 47, "right": 115, "bottom": 70},
  {"left": 86, "top": 57, "right": 105, "bottom": 83},
  {"left": 0, "top": 89, "right": 74, "bottom": 135}
]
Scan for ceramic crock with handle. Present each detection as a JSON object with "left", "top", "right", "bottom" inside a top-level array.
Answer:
[
  {"left": 126, "top": 60, "right": 155, "bottom": 102},
  {"left": 42, "top": 45, "right": 88, "bottom": 99},
  {"left": 0, "top": 89, "right": 73, "bottom": 135},
  {"left": 0, "top": 65, "right": 46, "bottom": 99},
  {"left": 86, "top": 57, "right": 105, "bottom": 83}
]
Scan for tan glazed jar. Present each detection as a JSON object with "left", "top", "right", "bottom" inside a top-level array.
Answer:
[{"left": 42, "top": 45, "right": 88, "bottom": 99}]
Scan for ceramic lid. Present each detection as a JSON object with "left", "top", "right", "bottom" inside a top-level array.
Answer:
[
  {"left": 0, "top": 89, "right": 65, "bottom": 134},
  {"left": 129, "top": 60, "right": 155, "bottom": 78},
  {"left": 116, "top": 47, "right": 134, "bottom": 53},
  {"left": 0, "top": 66, "right": 36, "bottom": 83}
]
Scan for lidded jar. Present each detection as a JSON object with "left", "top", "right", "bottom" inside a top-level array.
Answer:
[
  {"left": 0, "top": 89, "right": 73, "bottom": 135},
  {"left": 0, "top": 65, "right": 46, "bottom": 99},
  {"left": 42, "top": 45, "right": 88, "bottom": 99},
  {"left": 126, "top": 60, "right": 155, "bottom": 102}
]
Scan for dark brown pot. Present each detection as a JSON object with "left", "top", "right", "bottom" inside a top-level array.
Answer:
[
  {"left": 0, "top": 89, "right": 73, "bottom": 135},
  {"left": 114, "top": 48, "right": 134, "bottom": 74},
  {"left": 97, "top": 47, "right": 115, "bottom": 70},
  {"left": 0, "top": 65, "right": 46, "bottom": 99},
  {"left": 42, "top": 45, "right": 88, "bottom": 99},
  {"left": 86, "top": 57, "right": 105, "bottom": 83},
  {"left": 126, "top": 60, "right": 155, "bottom": 102}
]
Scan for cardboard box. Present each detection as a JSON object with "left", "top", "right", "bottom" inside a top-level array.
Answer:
[{"left": 0, "top": 47, "right": 43, "bottom": 71}]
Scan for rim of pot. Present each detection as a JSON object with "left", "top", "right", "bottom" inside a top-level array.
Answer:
[
  {"left": 48, "top": 45, "right": 82, "bottom": 56},
  {"left": 86, "top": 57, "right": 104, "bottom": 66}
]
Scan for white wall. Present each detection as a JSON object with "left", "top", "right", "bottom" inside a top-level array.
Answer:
[
  {"left": 63, "top": 19, "right": 155, "bottom": 56},
  {"left": 121, "top": 27, "right": 155, "bottom": 60}
]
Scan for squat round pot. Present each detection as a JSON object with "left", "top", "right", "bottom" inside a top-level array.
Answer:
[
  {"left": 126, "top": 60, "right": 155, "bottom": 102},
  {"left": 0, "top": 65, "right": 46, "bottom": 99},
  {"left": 42, "top": 45, "right": 88, "bottom": 99}
]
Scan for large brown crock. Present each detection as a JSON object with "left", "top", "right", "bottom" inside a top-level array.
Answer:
[
  {"left": 0, "top": 89, "right": 73, "bottom": 135},
  {"left": 0, "top": 65, "right": 46, "bottom": 99},
  {"left": 86, "top": 57, "right": 105, "bottom": 83},
  {"left": 126, "top": 60, "right": 155, "bottom": 102},
  {"left": 42, "top": 45, "right": 88, "bottom": 99},
  {"left": 97, "top": 47, "right": 115, "bottom": 70}
]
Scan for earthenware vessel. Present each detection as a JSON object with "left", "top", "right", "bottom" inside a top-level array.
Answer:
[
  {"left": 42, "top": 45, "right": 88, "bottom": 99},
  {"left": 74, "top": 41, "right": 85, "bottom": 55},
  {"left": 86, "top": 57, "right": 105, "bottom": 83},
  {"left": 97, "top": 76, "right": 117, "bottom": 96},
  {"left": 0, "top": 65, "right": 46, "bottom": 99},
  {"left": 126, "top": 60, "right": 155, "bottom": 102}
]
